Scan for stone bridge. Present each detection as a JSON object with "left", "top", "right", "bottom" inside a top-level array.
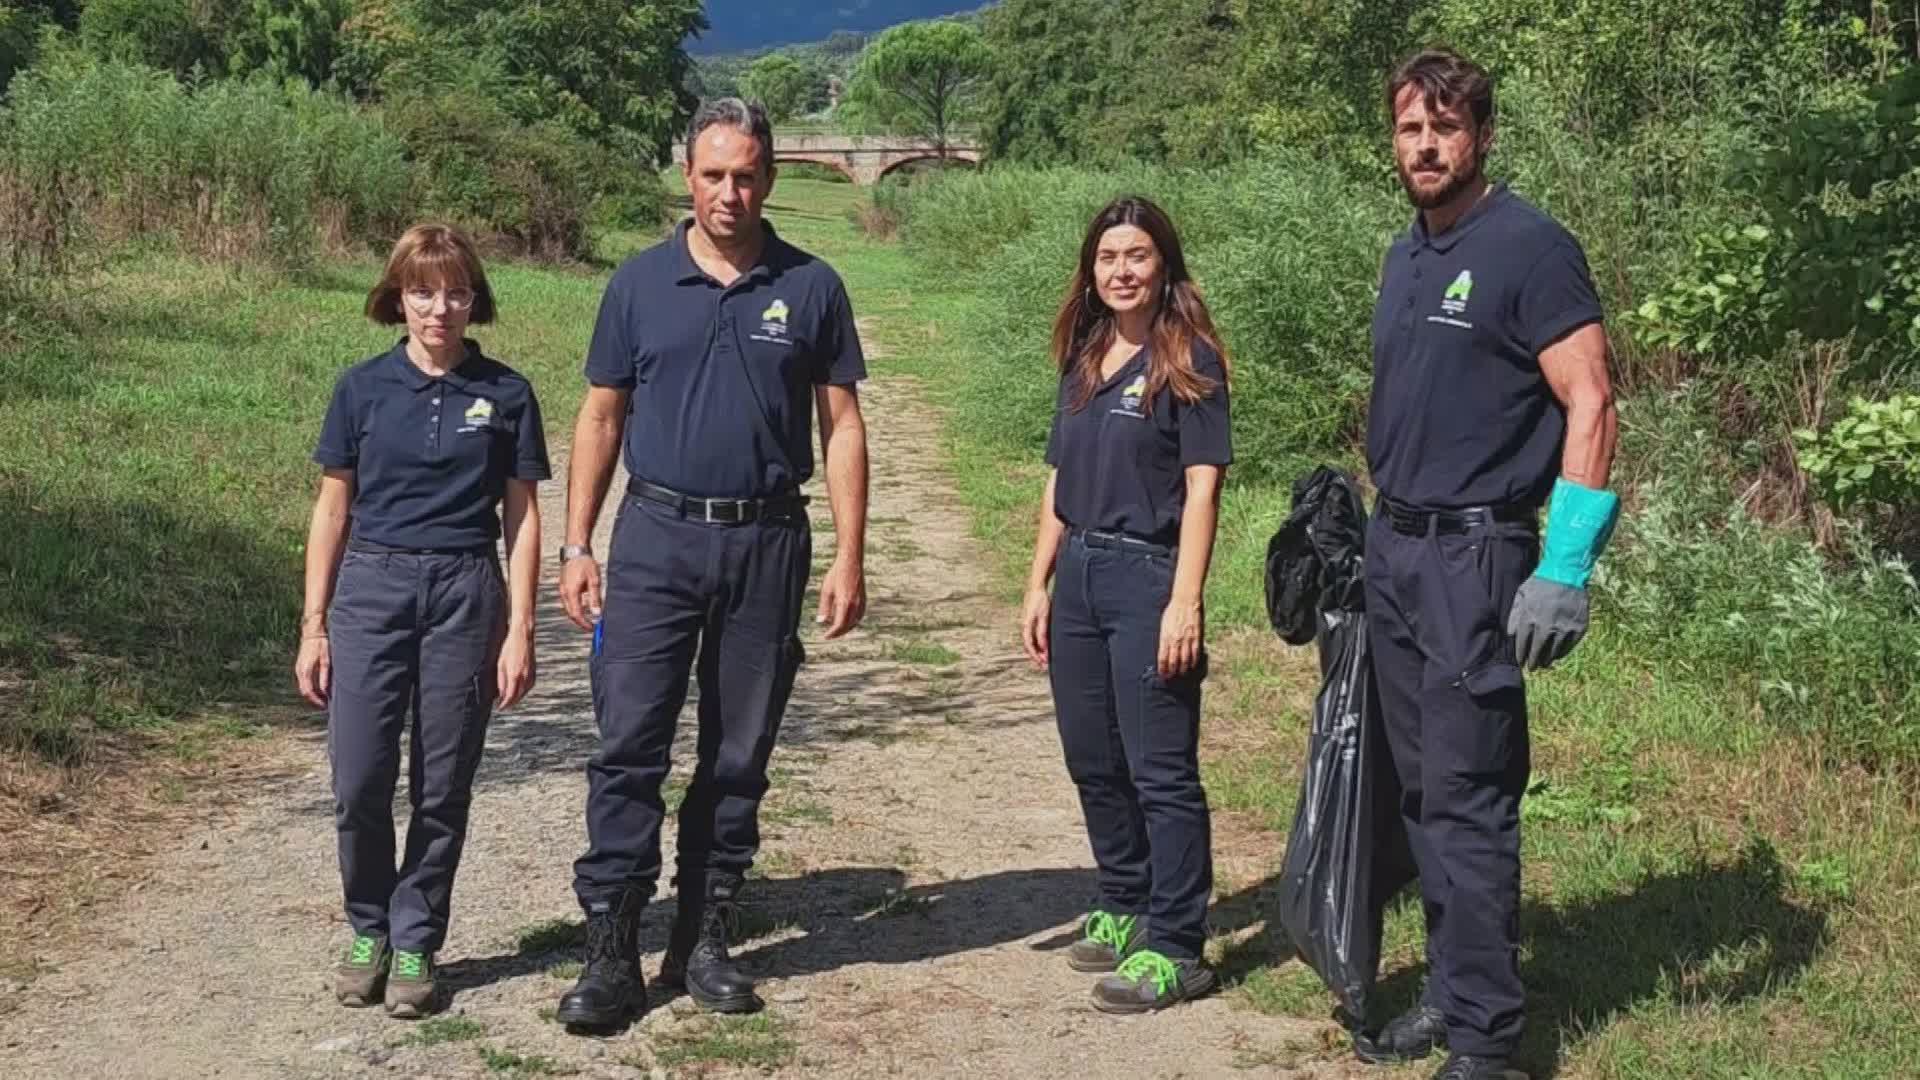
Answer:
[{"left": 672, "top": 132, "right": 982, "bottom": 186}]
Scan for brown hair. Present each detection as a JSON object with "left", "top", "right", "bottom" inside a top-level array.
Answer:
[
  {"left": 364, "top": 223, "right": 497, "bottom": 325},
  {"left": 1049, "top": 196, "right": 1228, "bottom": 415},
  {"left": 1386, "top": 48, "right": 1494, "bottom": 131}
]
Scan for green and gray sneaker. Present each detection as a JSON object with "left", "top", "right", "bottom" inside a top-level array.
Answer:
[
  {"left": 384, "top": 949, "right": 438, "bottom": 1019},
  {"left": 1067, "top": 910, "right": 1145, "bottom": 973},
  {"left": 1091, "top": 949, "right": 1217, "bottom": 1014},
  {"left": 335, "top": 934, "right": 389, "bottom": 1007}
]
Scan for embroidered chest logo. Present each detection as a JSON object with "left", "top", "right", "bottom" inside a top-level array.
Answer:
[
  {"left": 460, "top": 397, "right": 494, "bottom": 433},
  {"left": 752, "top": 298, "right": 792, "bottom": 345},
  {"left": 1427, "top": 269, "right": 1476, "bottom": 330},
  {"left": 1111, "top": 374, "right": 1148, "bottom": 419}
]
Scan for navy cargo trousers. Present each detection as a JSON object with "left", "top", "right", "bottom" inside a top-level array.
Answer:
[
  {"left": 326, "top": 545, "right": 503, "bottom": 953},
  {"left": 1362, "top": 503, "right": 1537, "bottom": 1058},
  {"left": 571, "top": 493, "right": 811, "bottom": 915},
  {"left": 1048, "top": 530, "right": 1214, "bottom": 961}
]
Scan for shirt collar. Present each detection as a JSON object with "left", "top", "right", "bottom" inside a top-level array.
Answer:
[
  {"left": 1411, "top": 182, "right": 1509, "bottom": 254},
  {"left": 672, "top": 218, "right": 782, "bottom": 286},
  {"left": 388, "top": 338, "right": 481, "bottom": 392}
]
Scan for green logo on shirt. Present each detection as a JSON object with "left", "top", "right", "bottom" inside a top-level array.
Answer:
[
  {"left": 762, "top": 299, "right": 790, "bottom": 325},
  {"left": 1445, "top": 270, "right": 1474, "bottom": 304}
]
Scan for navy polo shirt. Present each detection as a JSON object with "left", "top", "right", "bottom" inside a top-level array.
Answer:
[
  {"left": 1366, "top": 184, "right": 1604, "bottom": 510},
  {"left": 313, "top": 340, "right": 551, "bottom": 550},
  {"left": 583, "top": 220, "right": 866, "bottom": 498},
  {"left": 1044, "top": 341, "right": 1233, "bottom": 545}
]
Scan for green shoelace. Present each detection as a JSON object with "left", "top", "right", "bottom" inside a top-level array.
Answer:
[
  {"left": 1116, "top": 949, "right": 1180, "bottom": 996},
  {"left": 1084, "top": 910, "right": 1137, "bottom": 952},
  {"left": 346, "top": 935, "right": 382, "bottom": 967},
  {"left": 391, "top": 950, "right": 428, "bottom": 980}
]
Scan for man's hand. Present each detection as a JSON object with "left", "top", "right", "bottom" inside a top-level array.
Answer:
[
  {"left": 816, "top": 556, "right": 866, "bottom": 639},
  {"left": 497, "top": 623, "right": 535, "bottom": 708},
  {"left": 294, "top": 634, "right": 330, "bottom": 708},
  {"left": 559, "top": 555, "right": 603, "bottom": 633},
  {"left": 1020, "top": 585, "right": 1051, "bottom": 670},
  {"left": 1507, "top": 576, "right": 1589, "bottom": 670}
]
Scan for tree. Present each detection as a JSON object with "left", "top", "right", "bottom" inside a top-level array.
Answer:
[
  {"left": 843, "top": 19, "right": 990, "bottom": 150},
  {"left": 979, "top": 0, "right": 1109, "bottom": 164},
  {"left": 742, "top": 51, "right": 818, "bottom": 123},
  {"left": 225, "top": 0, "right": 351, "bottom": 87}
]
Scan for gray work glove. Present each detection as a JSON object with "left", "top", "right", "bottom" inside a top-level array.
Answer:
[{"left": 1506, "top": 576, "right": 1589, "bottom": 671}]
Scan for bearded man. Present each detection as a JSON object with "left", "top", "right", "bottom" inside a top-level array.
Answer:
[{"left": 1353, "top": 48, "right": 1621, "bottom": 1080}]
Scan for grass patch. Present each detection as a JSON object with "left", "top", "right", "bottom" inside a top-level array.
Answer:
[
  {"left": 400, "top": 1016, "right": 486, "bottom": 1046},
  {"left": 476, "top": 1047, "right": 572, "bottom": 1076},
  {"left": 888, "top": 638, "right": 961, "bottom": 667},
  {"left": 545, "top": 960, "right": 582, "bottom": 980},
  {"left": 514, "top": 918, "right": 585, "bottom": 956},
  {"left": 652, "top": 1013, "right": 796, "bottom": 1070},
  {"left": 762, "top": 797, "right": 834, "bottom": 827}
]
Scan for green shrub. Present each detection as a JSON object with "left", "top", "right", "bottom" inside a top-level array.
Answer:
[
  {"left": 0, "top": 50, "right": 409, "bottom": 271},
  {"left": 1795, "top": 394, "right": 1920, "bottom": 514}
]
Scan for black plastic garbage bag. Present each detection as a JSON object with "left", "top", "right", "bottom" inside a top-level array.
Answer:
[{"left": 1264, "top": 466, "right": 1415, "bottom": 1027}]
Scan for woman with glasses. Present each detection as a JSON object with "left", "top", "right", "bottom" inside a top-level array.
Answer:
[
  {"left": 1019, "top": 196, "right": 1232, "bottom": 1013},
  {"left": 294, "top": 224, "right": 550, "bottom": 1018}
]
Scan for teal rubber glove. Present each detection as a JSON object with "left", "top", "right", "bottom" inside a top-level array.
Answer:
[{"left": 1507, "top": 478, "right": 1620, "bottom": 670}]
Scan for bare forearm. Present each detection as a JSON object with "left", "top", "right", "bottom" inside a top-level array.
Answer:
[
  {"left": 1027, "top": 471, "right": 1066, "bottom": 591},
  {"left": 502, "top": 485, "right": 540, "bottom": 632},
  {"left": 567, "top": 411, "right": 621, "bottom": 548},
  {"left": 1172, "top": 469, "right": 1222, "bottom": 606},
  {"left": 301, "top": 498, "right": 350, "bottom": 633},
  {"left": 1562, "top": 389, "right": 1618, "bottom": 489},
  {"left": 823, "top": 418, "right": 868, "bottom": 565}
]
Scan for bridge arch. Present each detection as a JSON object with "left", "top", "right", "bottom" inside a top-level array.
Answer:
[
  {"left": 876, "top": 152, "right": 981, "bottom": 181},
  {"left": 772, "top": 153, "right": 858, "bottom": 183}
]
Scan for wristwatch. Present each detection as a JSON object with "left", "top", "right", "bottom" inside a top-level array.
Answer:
[{"left": 559, "top": 544, "right": 593, "bottom": 563}]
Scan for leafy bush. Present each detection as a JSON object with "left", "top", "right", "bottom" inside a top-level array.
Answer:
[
  {"left": 1795, "top": 394, "right": 1920, "bottom": 514},
  {"left": 0, "top": 50, "right": 409, "bottom": 271}
]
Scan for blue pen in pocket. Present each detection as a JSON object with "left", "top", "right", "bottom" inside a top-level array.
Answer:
[{"left": 592, "top": 618, "right": 604, "bottom": 658}]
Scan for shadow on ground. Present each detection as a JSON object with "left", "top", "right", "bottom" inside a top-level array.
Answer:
[
  {"left": 1211, "top": 840, "right": 1829, "bottom": 1078},
  {"left": 440, "top": 864, "right": 1097, "bottom": 1003}
]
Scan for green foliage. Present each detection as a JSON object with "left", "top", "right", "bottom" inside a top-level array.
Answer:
[
  {"left": 742, "top": 51, "right": 824, "bottom": 122},
  {"left": 842, "top": 19, "right": 989, "bottom": 145},
  {"left": 0, "top": 49, "right": 409, "bottom": 271},
  {"left": 1795, "top": 394, "right": 1920, "bottom": 513},
  {"left": 0, "top": 3, "right": 48, "bottom": 94},
  {"left": 77, "top": 0, "right": 226, "bottom": 78},
  {"left": 223, "top": 0, "right": 350, "bottom": 87},
  {"left": 384, "top": 86, "right": 657, "bottom": 261}
]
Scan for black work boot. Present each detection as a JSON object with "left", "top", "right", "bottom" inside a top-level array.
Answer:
[
  {"left": 555, "top": 891, "right": 646, "bottom": 1031},
  {"left": 657, "top": 872, "right": 762, "bottom": 1014},
  {"left": 1354, "top": 1002, "right": 1448, "bottom": 1064},
  {"left": 1430, "top": 1052, "right": 1514, "bottom": 1080}
]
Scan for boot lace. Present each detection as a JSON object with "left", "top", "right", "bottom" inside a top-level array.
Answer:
[
  {"left": 693, "top": 900, "right": 741, "bottom": 963},
  {"left": 583, "top": 912, "right": 626, "bottom": 971}
]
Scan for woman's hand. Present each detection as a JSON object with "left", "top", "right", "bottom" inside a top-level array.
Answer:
[
  {"left": 1158, "top": 596, "right": 1203, "bottom": 680},
  {"left": 1021, "top": 585, "right": 1052, "bottom": 670},
  {"left": 295, "top": 634, "right": 331, "bottom": 708},
  {"left": 497, "top": 623, "right": 535, "bottom": 709}
]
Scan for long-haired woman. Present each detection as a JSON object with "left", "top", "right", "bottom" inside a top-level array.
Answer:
[{"left": 1020, "top": 196, "right": 1232, "bottom": 1013}]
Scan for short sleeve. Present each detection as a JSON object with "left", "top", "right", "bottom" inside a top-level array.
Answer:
[
  {"left": 1043, "top": 376, "right": 1069, "bottom": 465},
  {"left": 583, "top": 271, "right": 637, "bottom": 389},
  {"left": 1518, "top": 236, "right": 1604, "bottom": 355},
  {"left": 1178, "top": 347, "right": 1233, "bottom": 467},
  {"left": 815, "top": 279, "right": 867, "bottom": 386},
  {"left": 312, "top": 373, "right": 359, "bottom": 469},
  {"left": 512, "top": 387, "right": 552, "bottom": 481}
]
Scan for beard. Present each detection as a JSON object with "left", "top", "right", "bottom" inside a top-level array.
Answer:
[{"left": 1398, "top": 153, "right": 1482, "bottom": 210}]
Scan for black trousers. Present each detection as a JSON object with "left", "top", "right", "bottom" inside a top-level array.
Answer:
[
  {"left": 571, "top": 495, "right": 810, "bottom": 914},
  {"left": 327, "top": 548, "right": 502, "bottom": 953},
  {"left": 1048, "top": 532, "right": 1213, "bottom": 960},
  {"left": 1362, "top": 508, "right": 1536, "bottom": 1058}
]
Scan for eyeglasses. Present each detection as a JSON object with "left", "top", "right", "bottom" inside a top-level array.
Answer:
[{"left": 403, "top": 286, "right": 476, "bottom": 312}]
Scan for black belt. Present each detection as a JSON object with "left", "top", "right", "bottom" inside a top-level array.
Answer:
[
  {"left": 628, "top": 477, "right": 808, "bottom": 525},
  {"left": 1074, "top": 528, "right": 1175, "bottom": 557},
  {"left": 347, "top": 538, "right": 494, "bottom": 556},
  {"left": 1379, "top": 497, "right": 1537, "bottom": 537}
]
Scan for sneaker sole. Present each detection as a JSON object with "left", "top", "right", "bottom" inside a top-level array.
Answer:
[
  {"left": 1066, "top": 955, "right": 1119, "bottom": 973},
  {"left": 336, "top": 991, "right": 382, "bottom": 1008}
]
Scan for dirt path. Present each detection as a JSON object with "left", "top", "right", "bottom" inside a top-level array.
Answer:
[{"left": 0, "top": 366, "right": 1335, "bottom": 1078}]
